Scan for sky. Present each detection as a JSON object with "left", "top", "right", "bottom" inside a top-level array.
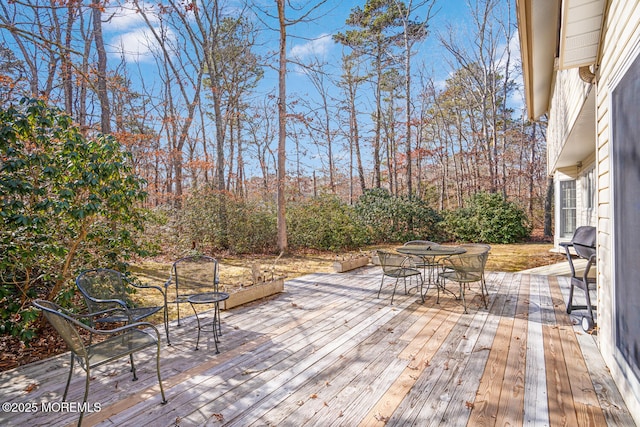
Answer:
[{"left": 103, "top": 0, "right": 519, "bottom": 101}]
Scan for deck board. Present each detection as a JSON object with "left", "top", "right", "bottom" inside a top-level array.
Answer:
[{"left": 0, "top": 267, "right": 636, "bottom": 427}]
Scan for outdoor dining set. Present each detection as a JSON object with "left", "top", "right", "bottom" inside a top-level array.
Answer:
[{"left": 376, "top": 241, "right": 491, "bottom": 313}]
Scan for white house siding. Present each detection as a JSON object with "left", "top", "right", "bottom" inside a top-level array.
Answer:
[
  {"left": 595, "top": 0, "right": 640, "bottom": 422},
  {"left": 548, "top": 69, "right": 598, "bottom": 248},
  {"left": 546, "top": 69, "right": 593, "bottom": 172}
]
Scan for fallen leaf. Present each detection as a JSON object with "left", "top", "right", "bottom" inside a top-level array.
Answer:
[{"left": 374, "top": 413, "right": 390, "bottom": 422}]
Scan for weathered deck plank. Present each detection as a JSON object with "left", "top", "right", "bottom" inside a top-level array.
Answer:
[
  {"left": 0, "top": 267, "right": 635, "bottom": 427},
  {"left": 524, "top": 273, "right": 550, "bottom": 426},
  {"left": 494, "top": 273, "right": 529, "bottom": 425}
]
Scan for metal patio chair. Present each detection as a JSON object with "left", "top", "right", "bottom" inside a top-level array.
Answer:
[
  {"left": 32, "top": 299, "right": 167, "bottom": 426},
  {"left": 376, "top": 250, "right": 423, "bottom": 305},
  {"left": 439, "top": 245, "right": 490, "bottom": 313},
  {"left": 458, "top": 243, "right": 492, "bottom": 289},
  {"left": 560, "top": 226, "right": 597, "bottom": 331},
  {"left": 164, "top": 255, "right": 226, "bottom": 347},
  {"left": 75, "top": 268, "right": 167, "bottom": 341}
]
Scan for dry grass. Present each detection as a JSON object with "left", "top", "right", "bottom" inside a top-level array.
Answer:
[
  {"left": 131, "top": 242, "right": 564, "bottom": 291},
  {"left": 129, "top": 243, "right": 565, "bottom": 326}
]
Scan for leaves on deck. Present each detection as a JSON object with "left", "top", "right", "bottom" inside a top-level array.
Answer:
[{"left": 210, "top": 413, "right": 224, "bottom": 422}]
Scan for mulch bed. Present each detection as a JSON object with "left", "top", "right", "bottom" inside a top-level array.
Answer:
[{"left": 0, "top": 324, "right": 68, "bottom": 372}]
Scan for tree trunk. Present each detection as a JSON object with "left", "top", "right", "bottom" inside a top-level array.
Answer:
[
  {"left": 92, "top": 0, "right": 111, "bottom": 134},
  {"left": 276, "top": 0, "right": 288, "bottom": 253}
]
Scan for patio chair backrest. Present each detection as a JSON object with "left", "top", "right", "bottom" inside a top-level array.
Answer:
[
  {"left": 76, "top": 268, "right": 131, "bottom": 313},
  {"left": 445, "top": 248, "right": 489, "bottom": 278},
  {"left": 170, "top": 255, "right": 220, "bottom": 299},
  {"left": 32, "top": 299, "right": 88, "bottom": 358},
  {"left": 377, "top": 250, "right": 411, "bottom": 271},
  {"left": 404, "top": 240, "right": 439, "bottom": 248}
]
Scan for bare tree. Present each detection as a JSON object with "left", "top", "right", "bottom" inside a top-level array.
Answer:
[
  {"left": 254, "top": 0, "right": 328, "bottom": 253},
  {"left": 338, "top": 52, "right": 368, "bottom": 196}
]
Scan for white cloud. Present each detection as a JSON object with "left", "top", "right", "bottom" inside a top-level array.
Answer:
[
  {"left": 104, "top": 2, "right": 169, "bottom": 64},
  {"left": 104, "top": 2, "right": 158, "bottom": 32},
  {"left": 111, "top": 27, "right": 174, "bottom": 63},
  {"left": 290, "top": 34, "right": 334, "bottom": 61}
]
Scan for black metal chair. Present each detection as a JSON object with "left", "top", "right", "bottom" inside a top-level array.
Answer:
[
  {"left": 75, "top": 268, "right": 167, "bottom": 341},
  {"left": 164, "top": 255, "right": 226, "bottom": 347},
  {"left": 376, "top": 250, "right": 423, "bottom": 305},
  {"left": 32, "top": 299, "right": 167, "bottom": 426},
  {"left": 560, "top": 226, "right": 597, "bottom": 331}
]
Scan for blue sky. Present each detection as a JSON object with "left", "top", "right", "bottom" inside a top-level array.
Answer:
[{"left": 103, "top": 0, "right": 518, "bottom": 97}]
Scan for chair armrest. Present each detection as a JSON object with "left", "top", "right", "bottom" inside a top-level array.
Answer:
[
  {"left": 129, "top": 281, "right": 165, "bottom": 296},
  {"left": 84, "top": 295, "right": 129, "bottom": 308},
  {"left": 87, "top": 321, "right": 160, "bottom": 338},
  {"left": 67, "top": 308, "right": 159, "bottom": 337}
]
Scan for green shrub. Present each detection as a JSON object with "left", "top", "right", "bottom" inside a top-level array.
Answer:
[
  {"left": 287, "top": 194, "right": 370, "bottom": 251},
  {"left": 354, "top": 188, "right": 443, "bottom": 243},
  {"left": 443, "top": 192, "right": 531, "bottom": 243},
  {"left": 0, "top": 98, "right": 148, "bottom": 341},
  {"left": 226, "top": 198, "right": 277, "bottom": 253},
  {"left": 176, "top": 189, "right": 277, "bottom": 254}
]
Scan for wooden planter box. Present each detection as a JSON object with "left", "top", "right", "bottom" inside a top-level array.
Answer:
[
  {"left": 333, "top": 256, "right": 370, "bottom": 273},
  {"left": 220, "top": 277, "right": 285, "bottom": 310}
]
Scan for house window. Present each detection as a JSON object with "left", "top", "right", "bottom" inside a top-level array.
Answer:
[{"left": 559, "top": 180, "right": 576, "bottom": 237}]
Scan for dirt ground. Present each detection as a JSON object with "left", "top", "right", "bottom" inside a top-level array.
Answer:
[{"left": 0, "top": 242, "right": 565, "bottom": 372}]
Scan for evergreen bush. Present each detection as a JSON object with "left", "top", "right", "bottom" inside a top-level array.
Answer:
[{"left": 443, "top": 192, "right": 531, "bottom": 243}]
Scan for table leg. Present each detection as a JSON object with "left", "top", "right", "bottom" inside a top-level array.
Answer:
[{"left": 189, "top": 302, "right": 220, "bottom": 353}]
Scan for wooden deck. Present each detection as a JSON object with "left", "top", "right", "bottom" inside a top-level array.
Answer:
[{"left": 0, "top": 267, "right": 635, "bottom": 426}]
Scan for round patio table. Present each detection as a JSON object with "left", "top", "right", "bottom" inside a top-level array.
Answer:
[
  {"left": 396, "top": 245, "right": 466, "bottom": 302},
  {"left": 187, "top": 291, "right": 229, "bottom": 353}
]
